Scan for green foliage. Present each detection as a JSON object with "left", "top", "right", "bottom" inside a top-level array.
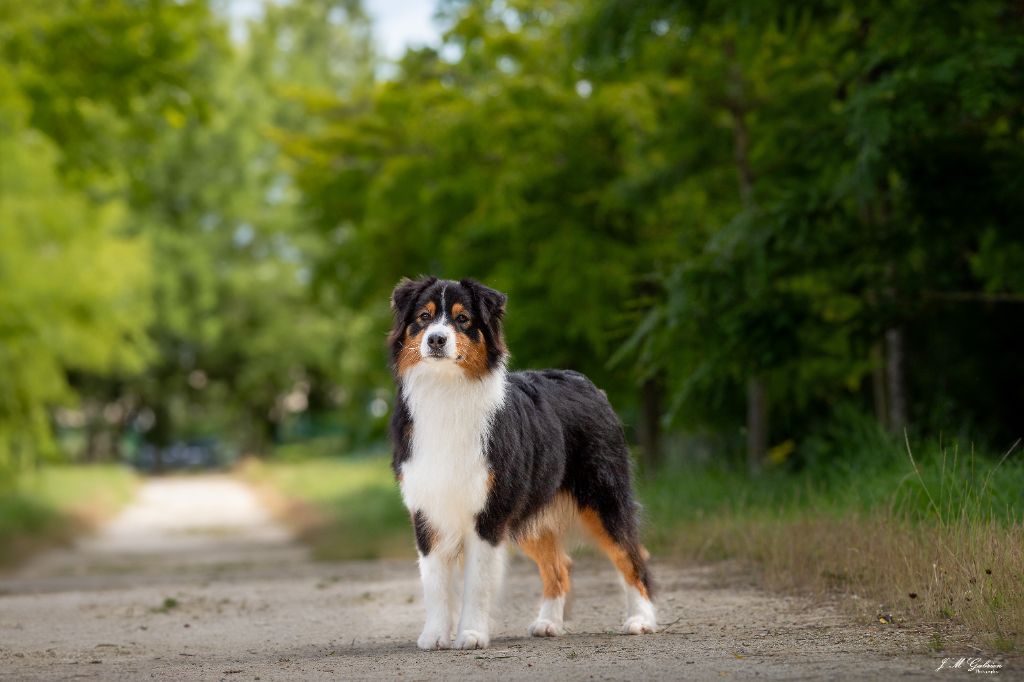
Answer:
[
  {"left": 275, "top": 0, "right": 1024, "bottom": 465},
  {"left": 0, "top": 0, "right": 225, "bottom": 180},
  {"left": 577, "top": 0, "right": 1024, "bottom": 448},
  {"left": 0, "top": 74, "right": 151, "bottom": 484},
  {"left": 281, "top": 0, "right": 674, "bottom": 412},
  {"left": 1, "top": 0, "right": 1021, "bottom": 482},
  {"left": 0, "top": 0, "right": 376, "bottom": 475}
]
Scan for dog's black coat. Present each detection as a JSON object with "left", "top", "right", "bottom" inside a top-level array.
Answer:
[{"left": 389, "top": 277, "right": 650, "bottom": 594}]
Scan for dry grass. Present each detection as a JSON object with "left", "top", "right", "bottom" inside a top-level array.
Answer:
[
  {"left": 656, "top": 512, "right": 1023, "bottom": 653},
  {"left": 642, "top": 436, "right": 1024, "bottom": 654}
]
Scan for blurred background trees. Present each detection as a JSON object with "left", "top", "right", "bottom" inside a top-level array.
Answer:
[{"left": 1, "top": 0, "right": 1022, "bottom": 485}]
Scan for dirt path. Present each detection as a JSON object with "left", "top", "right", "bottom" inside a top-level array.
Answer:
[{"left": 0, "top": 476, "right": 956, "bottom": 680}]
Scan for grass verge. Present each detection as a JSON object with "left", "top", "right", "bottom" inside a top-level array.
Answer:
[
  {"left": 0, "top": 464, "right": 138, "bottom": 567},
  {"left": 640, "top": 437, "right": 1024, "bottom": 654},
  {"left": 240, "top": 454, "right": 412, "bottom": 561}
]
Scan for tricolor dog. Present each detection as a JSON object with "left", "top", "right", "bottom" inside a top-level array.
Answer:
[{"left": 388, "top": 277, "right": 656, "bottom": 650}]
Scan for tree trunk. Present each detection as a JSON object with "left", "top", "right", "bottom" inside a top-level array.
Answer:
[
  {"left": 637, "top": 376, "right": 664, "bottom": 474},
  {"left": 730, "top": 103, "right": 754, "bottom": 206},
  {"left": 870, "top": 342, "right": 888, "bottom": 428},
  {"left": 84, "top": 429, "right": 103, "bottom": 462},
  {"left": 149, "top": 402, "right": 173, "bottom": 475},
  {"left": 84, "top": 426, "right": 100, "bottom": 462},
  {"left": 885, "top": 327, "right": 907, "bottom": 433},
  {"left": 245, "top": 407, "right": 277, "bottom": 457},
  {"left": 746, "top": 376, "right": 768, "bottom": 474},
  {"left": 109, "top": 419, "right": 123, "bottom": 462},
  {"left": 725, "top": 42, "right": 767, "bottom": 474},
  {"left": 83, "top": 401, "right": 103, "bottom": 462}
]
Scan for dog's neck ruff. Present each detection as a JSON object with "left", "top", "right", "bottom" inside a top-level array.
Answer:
[
  {"left": 399, "top": 362, "right": 507, "bottom": 547},
  {"left": 400, "top": 360, "right": 507, "bottom": 416}
]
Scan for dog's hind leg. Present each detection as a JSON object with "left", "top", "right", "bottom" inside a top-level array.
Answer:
[
  {"left": 518, "top": 530, "right": 572, "bottom": 636},
  {"left": 579, "top": 504, "right": 657, "bottom": 635}
]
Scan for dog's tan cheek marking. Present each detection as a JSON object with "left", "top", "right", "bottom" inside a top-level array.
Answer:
[
  {"left": 455, "top": 332, "right": 489, "bottom": 379},
  {"left": 519, "top": 530, "right": 572, "bottom": 599},
  {"left": 397, "top": 327, "right": 426, "bottom": 376},
  {"left": 579, "top": 507, "right": 649, "bottom": 600},
  {"left": 486, "top": 470, "right": 495, "bottom": 491}
]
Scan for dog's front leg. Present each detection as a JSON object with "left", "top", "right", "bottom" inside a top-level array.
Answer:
[
  {"left": 454, "top": 532, "right": 505, "bottom": 649},
  {"left": 417, "top": 550, "right": 456, "bottom": 649}
]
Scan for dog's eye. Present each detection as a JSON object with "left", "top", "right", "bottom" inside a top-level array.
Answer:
[
  {"left": 418, "top": 311, "right": 431, "bottom": 322},
  {"left": 456, "top": 314, "right": 470, "bottom": 326}
]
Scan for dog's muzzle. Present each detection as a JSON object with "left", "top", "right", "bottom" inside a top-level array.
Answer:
[{"left": 421, "top": 325, "right": 454, "bottom": 359}]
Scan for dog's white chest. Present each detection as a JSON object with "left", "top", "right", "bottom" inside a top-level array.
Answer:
[{"left": 399, "top": 365, "right": 506, "bottom": 538}]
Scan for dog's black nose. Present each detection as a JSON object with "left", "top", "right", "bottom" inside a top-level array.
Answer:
[{"left": 427, "top": 332, "right": 447, "bottom": 349}]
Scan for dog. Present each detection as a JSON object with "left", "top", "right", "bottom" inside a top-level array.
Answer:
[{"left": 388, "top": 276, "right": 656, "bottom": 650}]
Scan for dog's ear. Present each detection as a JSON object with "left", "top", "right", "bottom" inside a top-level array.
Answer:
[
  {"left": 461, "top": 278, "right": 508, "bottom": 362},
  {"left": 391, "top": 276, "right": 436, "bottom": 320},
  {"left": 460, "top": 278, "right": 507, "bottom": 325},
  {"left": 388, "top": 277, "right": 436, "bottom": 352}
]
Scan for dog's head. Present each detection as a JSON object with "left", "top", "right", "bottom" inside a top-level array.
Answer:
[{"left": 388, "top": 277, "right": 507, "bottom": 379}]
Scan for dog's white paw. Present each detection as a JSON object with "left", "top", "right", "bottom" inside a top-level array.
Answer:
[
  {"left": 453, "top": 629, "right": 489, "bottom": 649},
  {"left": 528, "top": 618, "right": 564, "bottom": 637},
  {"left": 622, "top": 615, "right": 657, "bottom": 635},
  {"left": 417, "top": 627, "right": 451, "bottom": 650}
]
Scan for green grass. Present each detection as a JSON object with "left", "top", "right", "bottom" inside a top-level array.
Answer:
[
  {"left": 641, "top": 444, "right": 1024, "bottom": 533},
  {"left": 0, "top": 464, "right": 138, "bottom": 566},
  {"left": 241, "top": 454, "right": 412, "bottom": 561},
  {"left": 639, "top": 436, "right": 1024, "bottom": 653}
]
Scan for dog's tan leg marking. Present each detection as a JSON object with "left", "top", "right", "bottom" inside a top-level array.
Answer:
[
  {"left": 578, "top": 507, "right": 656, "bottom": 634},
  {"left": 578, "top": 508, "right": 650, "bottom": 600},
  {"left": 519, "top": 530, "right": 572, "bottom": 599},
  {"left": 519, "top": 529, "right": 571, "bottom": 636}
]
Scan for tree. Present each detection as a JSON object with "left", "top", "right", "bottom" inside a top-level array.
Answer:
[
  {"left": 0, "top": 0, "right": 378, "bottom": 467},
  {"left": 280, "top": 0, "right": 689, "bottom": 467},
  {"left": 582, "top": 0, "right": 1024, "bottom": 464},
  {"left": 0, "top": 74, "right": 151, "bottom": 484}
]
